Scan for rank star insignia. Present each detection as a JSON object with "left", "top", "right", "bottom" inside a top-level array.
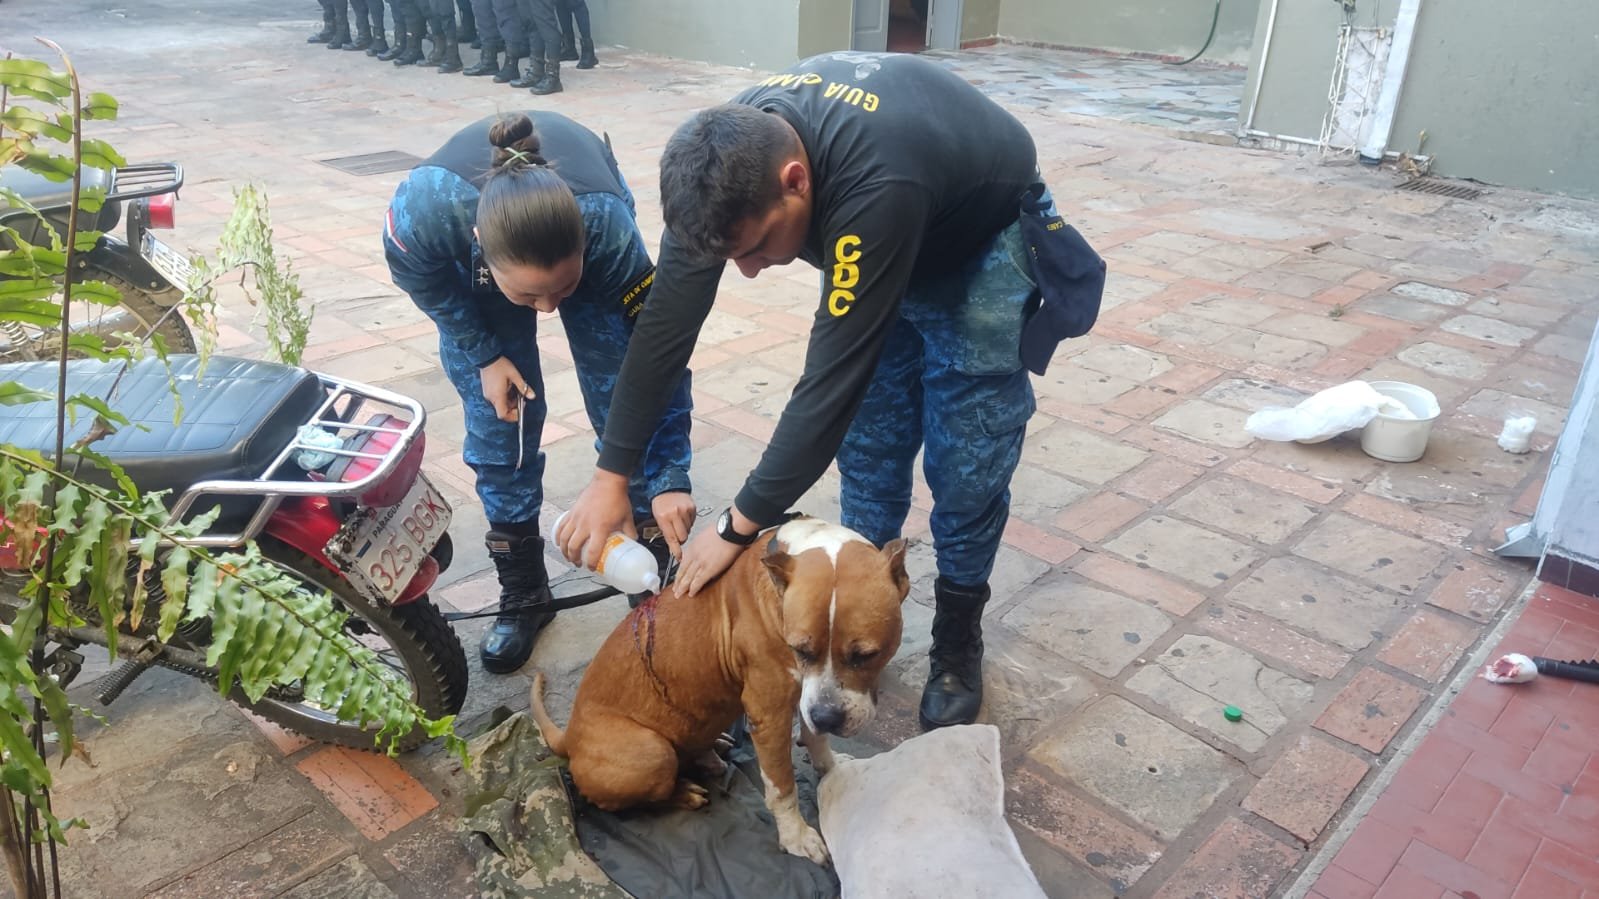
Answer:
[{"left": 477, "top": 266, "right": 491, "bottom": 286}]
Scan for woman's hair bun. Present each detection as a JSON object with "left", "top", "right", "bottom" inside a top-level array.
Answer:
[{"left": 489, "top": 113, "right": 547, "bottom": 170}]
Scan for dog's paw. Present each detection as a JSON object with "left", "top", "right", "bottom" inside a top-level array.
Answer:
[
  {"left": 780, "top": 824, "right": 831, "bottom": 865},
  {"left": 670, "top": 779, "right": 711, "bottom": 810}
]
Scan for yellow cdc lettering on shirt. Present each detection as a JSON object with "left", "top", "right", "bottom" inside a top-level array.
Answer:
[{"left": 828, "top": 234, "right": 862, "bottom": 317}]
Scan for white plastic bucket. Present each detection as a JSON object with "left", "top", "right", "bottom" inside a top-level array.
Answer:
[{"left": 1360, "top": 381, "right": 1440, "bottom": 463}]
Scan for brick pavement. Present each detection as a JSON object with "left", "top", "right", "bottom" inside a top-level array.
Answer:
[{"left": 6, "top": 0, "right": 1599, "bottom": 895}]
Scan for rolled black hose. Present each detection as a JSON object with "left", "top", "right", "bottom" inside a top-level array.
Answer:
[
  {"left": 1171, "top": 0, "right": 1222, "bottom": 66},
  {"left": 1533, "top": 657, "right": 1599, "bottom": 684}
]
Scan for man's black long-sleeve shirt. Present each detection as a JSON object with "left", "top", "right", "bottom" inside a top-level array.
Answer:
[{"left": 597, "top": 52, "right": 1038, "bottom": 526}]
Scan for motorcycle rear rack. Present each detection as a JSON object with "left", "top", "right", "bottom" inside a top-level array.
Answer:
[
  {"left": 107, "top": 162, "right": 184, "bottom": 203},
  {"left": 142, "top": 372, "right": 428, "bottom": 551}
]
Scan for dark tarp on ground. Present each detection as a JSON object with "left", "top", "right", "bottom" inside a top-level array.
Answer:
[{"left": 461, "top": 711, "right": 839, "bottom": 899}]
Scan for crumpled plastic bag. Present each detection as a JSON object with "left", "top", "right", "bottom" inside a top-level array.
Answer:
[{"left": 1245, "top": 380, "right": 1413, "bottom": 443}]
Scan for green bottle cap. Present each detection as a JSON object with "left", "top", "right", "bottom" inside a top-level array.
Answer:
[{"left": 1223, "top": 705, "right": 1244, "bottom": 722}]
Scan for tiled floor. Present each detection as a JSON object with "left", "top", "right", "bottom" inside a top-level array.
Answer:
[
  {"left": 1308, "top": 583, "right": 1599, "bottom": 899},
  {"left": 925, "top": 44, "right": 1247, "bottom": 136}
]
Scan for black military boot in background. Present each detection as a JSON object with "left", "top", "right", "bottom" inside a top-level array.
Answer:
[
  {"left": 495, "top": 41, "right": 525, "bottom": 82},
  {"left": 530, "top": 56, "right": 562, "bottom": 95},
  {"left": 376, "top": 6, "right": 407, "bottom": 60},
  {"left": 559, "top": 32, "right": 578, "bottom": 62},
  {"left": 918, "top": 578, "right": 990, "bottom": 730},
  {"left": 435, "top": 17, "right": 464, "bottom": 73},
  {"left": 576, "top": 34, "right": 597, "bottom": 70},
  {"left": 463, "top": 38, "right": 501, "bottom": 75},
  {"left": 309, "top": 0, "right": 337, "bottom": 42},
  {"left": 510, "top": 56, "right": 543, "bottom": 89},
  {"left": 479, "top": 532, "right": 557, "bottom": 675},
  {"left": 326, "top": 0, "right": 353, "bottom": 49},
  {"left": 393, "top": 9, "right": 426, "bottom": 64},
  {"left": 423, "top": 15, "right": 445, "bottom": 65},
  {"left": 345, "top": 4, "right": 374, "bottom": 51}
]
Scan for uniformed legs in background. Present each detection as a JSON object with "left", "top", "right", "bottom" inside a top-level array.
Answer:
[
  {"left": 392, "top": 0, "right": 427, "bottom": 64},
  {"left": 456, "top": 0, "right": 478, "bottom": 46},
  {"left": 515, "top": 0, "right": 562, "bottom": 94},
  {"left": 423, "top": 0, "right": 464, "bottom": 72},
  {"left": 556, "top": 0, "right": 596, "bottom": 69},
  {"left": 309, "top": 0, "right": 337, "bottom": 43},
  {"left": 462, "top": 0, "right": 502, "bottom": 74},
  {"left": 326, "top": 0, "right": 353, "bottom": 49},
  {"left": 344, "top": 0, "right": 374, "bottom": 51},
  {"left": 365, "top": 0, "right": 390, "bottom": 56},
  {"left": 492, "top": 0, "right": 526, "bottom": 83},
  {"left": 378, "top": 0, "right": 409, "bottom": 59}
]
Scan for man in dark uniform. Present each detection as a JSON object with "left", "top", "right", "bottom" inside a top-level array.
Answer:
[
  {"left": 513, "top": 0, "right": 564, "bottom": 94},
  {"left": 560, "top": 52, "right": 1070, "bottom": 732}
]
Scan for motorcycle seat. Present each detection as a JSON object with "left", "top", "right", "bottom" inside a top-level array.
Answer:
[{"left": 0, "top": 355, "right": 326, "bottom": 509}]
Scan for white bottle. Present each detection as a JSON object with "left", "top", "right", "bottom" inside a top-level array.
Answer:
[{"left": 553, "top": 511, "right": 662, "bottom": 595}]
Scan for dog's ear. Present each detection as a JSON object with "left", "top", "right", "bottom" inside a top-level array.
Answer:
[
  {"left": 881, "top": 538, "right": 910, "bottom": 601},
  {"left": 762, "top": 548, "right": 794, "bottom": 595}
]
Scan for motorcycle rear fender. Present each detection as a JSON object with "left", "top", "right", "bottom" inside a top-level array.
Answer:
[
  {"left": 80, "top": 235, "right": 175, "bottom": 296},
  {"left": 265, "top": 497, "right": 438, "bottom": 606}
]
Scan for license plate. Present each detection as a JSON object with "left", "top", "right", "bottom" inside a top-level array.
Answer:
[
  {"left": 139, "top": 231, "right": 193, "bottom": 289},
  {"left": 327, "top": 474, "right": 453, "bottom": 605}
]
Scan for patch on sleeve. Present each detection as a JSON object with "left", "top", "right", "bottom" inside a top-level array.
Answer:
[
  {"left": 618, "top": 267, "right": 655, "bottom": 319},
  {"left": 384, "top": 207, "right": 409, "bottom": 254}
]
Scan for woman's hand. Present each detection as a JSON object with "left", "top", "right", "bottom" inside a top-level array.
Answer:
[
  {"left": 480, "top": 356, "right": 534, "bottom": 423},
  {"left": 649, "top": 492, "right": 697, "bottom": 559}
]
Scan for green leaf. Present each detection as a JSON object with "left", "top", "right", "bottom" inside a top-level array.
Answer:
[
  {"left": 17, "top": 150, "right": 75, "bottom": 182},
  {"left": 0, "top": 383, "right": 53, "bottom": 406},
  {"left": 156, "top": 545, "right": 192, "bottom": 641},
  {"left": 64, "top": 279, "right": 123, "bottom": 307},
  {"left": 79, "top": 185, "right": 107, "bottom": 216},
  {"left": 0, "top": 107, "right": 73, "bottom": 143},
  {"left": 39, "top": 677, "right": 74, "bottom": 764},
  {"left": 79, "top": 140, "right": 128, "bottom": 173},
  {"left": 0, "top": 279, "right": 60, "bottom": 305},
  {"left": 83, "top": 93, "right": 119, "bottom": 121},
  {"left": 61, "top": 496, "right": 108, "bottom": 591},
  {"left": 0, "top": 59, "right": 71, "bottom": 102},
  {"left": 74, "top": 230, "right": 103, "bottom": 253},
  {"left": 67, "top": 393, "right": 131, "bottom": 432},
  {"left": 0, "top": 246, "right": 68, "bottom": 277},
  {"left": 72, "top": 446, "right": 137, "bottom": 500}
]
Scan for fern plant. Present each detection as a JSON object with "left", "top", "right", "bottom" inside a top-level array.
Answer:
[
  {"left": 0, "top": 44, "right": 459, "bottom": 899},
  {"left": 188, "top": 184, "right": 315, "bottom": 366}
]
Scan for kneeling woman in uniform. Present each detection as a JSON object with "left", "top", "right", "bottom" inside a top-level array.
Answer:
[{"left": 383, "top": 112, "right": 695, "bottom": 673}]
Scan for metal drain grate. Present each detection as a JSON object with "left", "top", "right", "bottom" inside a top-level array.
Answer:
[
  {"left": 1396, "top": 177, "right": 1484, "bottom": 200},
  {"left": 318, "top": 150, "right": 422, "bottom": 176}
]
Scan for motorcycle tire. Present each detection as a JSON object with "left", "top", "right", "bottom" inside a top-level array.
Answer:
[
  {"left": 0, "top": 267, "right": 196, "bottom": 364},
  {"left": 236, "top": 536, "right": 468, "bottom": 752}
]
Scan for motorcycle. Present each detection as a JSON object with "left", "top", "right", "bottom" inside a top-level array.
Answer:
[
  {"left": 0, "top": 160, "right": 197, "bottom": 364},
  {"left": 0, "top": 353, "right": 467, "bottom": 751}
]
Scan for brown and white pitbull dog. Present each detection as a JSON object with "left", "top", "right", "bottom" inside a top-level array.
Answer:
[{"left": 530, "top": 517, "right": 910, "bottom": 863}]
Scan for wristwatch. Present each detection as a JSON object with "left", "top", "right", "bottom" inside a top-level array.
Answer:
[{"left": 716, "top": 507, "right": 758, "bottom": 546}]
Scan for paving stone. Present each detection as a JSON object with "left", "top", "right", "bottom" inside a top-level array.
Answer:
[
  {"left": 1396, "top": 341, "right": 1495, "bottom": 380},
  {"left": 1023, "top": 421, "right": 1150, "bottom": 484},
  {"left": 979, "top": 627, "right": 1088, "bottom": 752},
  {"left": 1360, "top": 359, "right": 1472, "bottom": 405},
  {"left": 1255, "top": 312, "right": 1368, "bottom": 347},
  {"left": 1427, "top": 558, "right": 1522, "bottom": 622},
  {"left": 1168, "top": 475, "right": 1321, "bottom": 544},
  {"left": 1151, "top": 399, "right": 1254, "bottom": 449},
  {"left": 1008, "top": 464, "right": 1095, "bottom": 522},
  {"left": 1035, "top": 363, "right": 1140, "bottom": 405},
  {"left": 1535, "top": 332, "right": 1591, "bottom": 364},
  {"left": 1469, "top": 297, "right": 1566, "bottom": 328},
  {"left": 382, "top": 815, "right": 479, "bottom": 899},
  {"left": 1139, "top": 311, "right": 1241, "bottom": 345},
  {"left": 1488, "top": 362, "right": 1580, "bottom": 407},
  {"left": 1119, "top": 457, "right": 1204, "bottom": 502},
  {"left": 1185, "top": 295, "right": 1281, "bottom": 327},
  {"left": 1216, "top": 330, "right": 1330, "bottom": 368},
  {"left": 1149, "top": 818, "right": 1301, "bottom": 899},
  {"left": 1072, "top": 553, "right": 1208, "bottom": 617},
  {"left": 1314, "top": 667, "right": 1428, "bottom": 753},
  {"left": 146, "top": 813, "right": 356, "bottom": 899},
  {"left": 1029, "top": 696, "right": 1244, "bottom": 840},
  {"left": 1247, "top": 435, "right": 1382, "bottom": 489},
  {"left": 1002, "top": 580, "right": 1172, "bottom": 677},
  {"left": 1392, "top": 281, "right": 1473, "bottom": 306},
  {"left": 1128, "top": 634, "right": 1314, "bottom": 754},
  {"left": 1104, "top": 515, "right": 1262, "bottom": 587},
  {"left": 1355, "top": 293, "right": 1453, "bottom": 324},
  {"left": 1457, "top": 388, "right": 1568, "bottom": 436},
  {"left": 1226, "top": 556, "right": 1406, "bottom": 652},
  {"left": 1295, "top": 513, "right": 1451, "bottom": 595},
  {"left": 1376, "top": 608, "right": 1483, "bottom": 683},
  {"left": 1243, "top": 737, "right": 1371, "bottom": 842},
  {"left": 1201, "top": 378, "right": 1309, "bottom": 413},
  {"left": 281, "top": 856, "right": 398, "bottom": 899},
  {"left": 314, "top": 343, "right": 437, "bottom": 384},
  {"left": 1199, "top": 604, "right": 1352, "bottom": 679},
  {"left": 1053, "top": 492, "right": 1148, "bottom": 543},
  {"left": 1010, "top": 827, "right": 1120, "bottom": 899},
  {"left": 1073, "top": 343, "right": 1175, "bottom": 381},
  {"left": 1439, "top": 314, "right": 1538, "bottom": 347},
  {"left": 1361, "top": 429, "right": 1532, "bottom": 522},
  {"left": 1007, "top": 769, "right": 1164, "bottom": 894},
  {"left": 295, "top": 747, "right": 438, "bottom": 841}
]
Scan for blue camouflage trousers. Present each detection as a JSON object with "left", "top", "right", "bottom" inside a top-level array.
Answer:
[{"left": 836, "top": 200, "right": 1046, "bottom": 587}]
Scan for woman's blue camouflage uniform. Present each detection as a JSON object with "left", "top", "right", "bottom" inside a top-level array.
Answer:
[{"left": 383, "top": 112, "right": 692, "bottom": 530}]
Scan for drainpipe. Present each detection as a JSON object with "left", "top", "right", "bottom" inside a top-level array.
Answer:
[
  {"left": 1239, "top": 0, "right": 1280, "bottom": 136},
  {"left": 1359, "top": 0, "right": 1423, "bottom": 164}
]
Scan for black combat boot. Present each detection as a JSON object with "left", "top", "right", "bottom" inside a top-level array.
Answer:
[
  {"left": 376, "top": 10, "right": 407, "bottom": 60},
  {"left": 436, "top": 17, "right": 464, "bottom": 72},
  {"left": 463, "top": 38, "right": 501, "bottom": 75},
  {"left": 530, "top": 56, "right": 562, "bottom": 95},
  {"left": 393, "top": 12, "right": 425, "bottom": 65},
  {"left": 510, "top": 56, "right": 544, "bottom": 89},
  {"left": 918, "top": 578, "right": 989, "bottom": 730},
  {"left": 423, "top": 15, "right": 446, "bottom": 65},
  {"left": 326, "top": 1, "right": 353, "bottom": 49},
  {"left": 495, "top": 42, "right": 525, "bottom": 82},
  {"left": 365, "top": 3, "right": 388, "bottom": 55},
  {"left": 479, "top": 531, "right": 557, "bottom": 675},
  {"left": 345, "top": 10, "right": 374, "bottom": 50},
  {"left": 559, "top": 33, "right": 579, "bottom": 62},
  {"left": 576, "top": 35, "right": 597, "bottom": 70},
  {"left": 309, "top": 1, "right": 337, "bottom": 42}
]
